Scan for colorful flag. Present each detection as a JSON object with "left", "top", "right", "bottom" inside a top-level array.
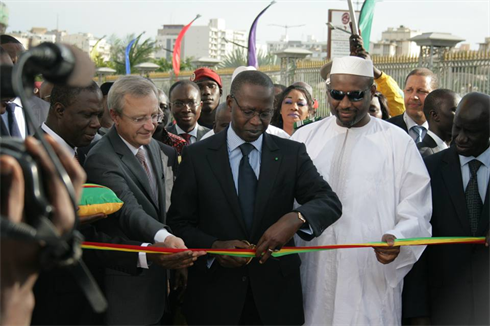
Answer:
[
  {"left": 359, "top": 0, "right": 377, "bottom": 52},
  {"left": 247, "top": 1, "right": 276, "bottom": 68},
  {"left": 173, "top": 15, "right": 201, "bottom": 78}
]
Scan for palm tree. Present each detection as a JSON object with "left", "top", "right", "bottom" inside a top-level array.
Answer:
[{"left": 219, "top": 48, "right": 278, "bottom": 68}]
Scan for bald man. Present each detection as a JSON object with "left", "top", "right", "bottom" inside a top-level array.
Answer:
[
  {"left": 417, "top": 89, "right": 460, "bottom": 157},
  {"left": 421, "top": 92, "right": 489, "bottom": 325}
]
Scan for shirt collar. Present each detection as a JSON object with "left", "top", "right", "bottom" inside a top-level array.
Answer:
[
  {"left": 11, "top": 97, "right": 22, "bottom": 107},
  {"left": 427, "top": 130, "right": 447, "bottom": 149},
  {"left": 118, "top": 134, "right": 142, "bottom": 156},
  {"left": 227, "top": 124, "right": 263, "bottom": 153},
  {"left": 41, "top": 122, "right": 76, "bottom": 157},
  {"left": 175, "top": 123, "right": 198, "bottom": 138},
  {"left": 404, "top": 112, "right": 429, "bottom": 130},
  {"left": 459, "top": 146, "right": 490, "bottom": 168}
]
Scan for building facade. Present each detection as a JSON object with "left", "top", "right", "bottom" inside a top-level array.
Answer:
[{"left": 370, "top": 25, "right": 422, "bottom": 57}]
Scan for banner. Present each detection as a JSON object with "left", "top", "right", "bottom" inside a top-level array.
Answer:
[
  {"left": 173, "top": 15, "right": 201, "bottom": 78},
  {"left": 247, "top": 1, "right": 275, "bottom": 68},
  {"left": 359, "top": 0, "right": 377, "bottom": 51}
]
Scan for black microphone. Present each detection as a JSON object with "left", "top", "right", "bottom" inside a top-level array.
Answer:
[{"left": 23, "top": 42, "right": 96, "bottom": 87}]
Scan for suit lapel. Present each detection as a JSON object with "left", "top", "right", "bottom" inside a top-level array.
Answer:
[
  {"left": 108, "top": 128, "right": 159, "bottom": 211},
  {"left": 206, "top": 130, "right": 247, "bottom": 235},
  {"left": 477, "top": 178, "right": 490, "bottom": 236},
  {"left": 146, "top": 141, "right": 165, "bottom": 214},
  {"left": 441, "top": 147, "right": 472, "bottom": 234},
  {"left": 250, "top": 134, "right": 282, "bottom": 239}
]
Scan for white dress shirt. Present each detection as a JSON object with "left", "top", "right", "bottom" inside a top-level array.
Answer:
[
  {"left": 175, "top": 123, "right": 199, "bottom": 144},
  {"left": 459, "top": 146, "right": 490, "bottom": 202},
  {"left": 404, "top": 112, "right": 429, "bottom": 142}
]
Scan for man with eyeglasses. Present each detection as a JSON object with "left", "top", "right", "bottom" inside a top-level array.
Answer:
[
  {"left": 84, "top": 75, "right": 206, "bottom": 325},
  {"left": 167, "top": 80, "right": 210, "bottom": 145},
  {"left": 291, "top": 56, "right": 432, "bottom": 325},
  {"left": 167, "top": 70, "right": 342, "bottom": 325}
]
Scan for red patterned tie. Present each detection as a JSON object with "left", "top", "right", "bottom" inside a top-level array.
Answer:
[{"left": 181, "top": 133, "right": 192, "bottom": 145}]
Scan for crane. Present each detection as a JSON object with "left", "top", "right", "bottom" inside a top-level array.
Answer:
[{"left": 268, "top": 24, "right": 305, "bottom": 41}]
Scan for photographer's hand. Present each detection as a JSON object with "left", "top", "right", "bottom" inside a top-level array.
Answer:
[{"left": 0, "top": 135, "right": 86, "bottom": 325}]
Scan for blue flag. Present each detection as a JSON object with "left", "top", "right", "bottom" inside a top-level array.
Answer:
[{"left": 125, "top": 37, "right": 137, "bottom": 75}]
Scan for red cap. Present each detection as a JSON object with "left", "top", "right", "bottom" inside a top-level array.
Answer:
[{"left": 190, "top": 67, "right": 222, "bottom": 88}]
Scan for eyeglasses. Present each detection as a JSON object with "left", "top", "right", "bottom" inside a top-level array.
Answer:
[
  {"left": 120, "top": 112, "right": 163, "bottom": 125},
  {"left": 171, "top": 100, "right": 199, "bottom": 109},
  {"left": 230, "top": 94, "right": 273, "bottom": 120},
  {"left": 327, "top": 87, "right": 371, "bottom": 102}
]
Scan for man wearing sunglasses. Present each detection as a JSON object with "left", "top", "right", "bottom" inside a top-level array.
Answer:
[{"left": 292, "top": 56, "right": 432, "bottom": 325}]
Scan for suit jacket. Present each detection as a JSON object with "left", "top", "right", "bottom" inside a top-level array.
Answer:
[
  {"left": 167, "top": 123, "right": 210, "bottom": 141},
  {"left": 423, "top": 147, "right": 489, "bottom": 325},
  {"left": 387, "top": 113, "right": 408, "bottom": 133},
  {"left": 30, "top": 96, "right": 50, "bottom": 128},
  {"left": 167, "top": 129, "right": 342, "bottom": 325},
  {"left": 84, "top": 127, "right": 179, "bottom": 325},
  {"left": 417, "top": 133, "right": 446, "bottom": 158}
]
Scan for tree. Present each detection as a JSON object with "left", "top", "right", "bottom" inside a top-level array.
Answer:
[
  {"left": 108, "top": 33, "right": 157, "bottom": 74},
  {"left": 152, "top": 57, "right": 172, "bottom": 72},
  {"left": 219, "top": 48, "right": 278, "bottom": 68}
]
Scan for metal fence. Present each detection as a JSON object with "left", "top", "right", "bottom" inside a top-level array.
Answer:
[{"left": 105, "top": 50, "right": 490, "bottom": 118}]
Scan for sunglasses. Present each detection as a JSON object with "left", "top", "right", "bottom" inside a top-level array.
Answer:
[{"left": 328, "top": 87, "right": 370, "bottom": 102}]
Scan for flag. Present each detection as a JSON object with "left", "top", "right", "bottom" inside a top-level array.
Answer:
[
  {"left": 247, "top": 1, "right": 276, "bottom": 68},
  {"left": 125, "top": 32, "right": 145, "bottom": 75},
  {"left": 359, "top": 0, "right": 377, "bottom": 52},
  {"left": 173, "top": 15, "right": 201, "bottom": 78}
]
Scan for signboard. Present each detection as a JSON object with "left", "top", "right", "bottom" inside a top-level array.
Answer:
[{"left": 327, "top": 9, "right": 360, "bottom": 59}]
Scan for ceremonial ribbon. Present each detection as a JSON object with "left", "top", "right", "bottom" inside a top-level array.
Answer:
[{"left": 82, "top": 237, "right": 486, "bottom": 258}]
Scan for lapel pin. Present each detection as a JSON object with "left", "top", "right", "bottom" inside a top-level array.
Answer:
[{"left": 275, "top": 157, "right": 279, "bottom": 161}]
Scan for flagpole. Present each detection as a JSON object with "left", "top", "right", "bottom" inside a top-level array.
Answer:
[
  {"left": 347, "top": 0, "right": 359, "bottom": 35},
  {"left": 247, "top": 0, "right": 276, "bottom": 68}
]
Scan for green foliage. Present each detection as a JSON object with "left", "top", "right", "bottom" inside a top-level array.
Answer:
[
  {"left": 219, "top": 48, "right": 278, "bottom": 68},
  {"left": 152, "top": 57, "right": 172, "bottom": 72}
]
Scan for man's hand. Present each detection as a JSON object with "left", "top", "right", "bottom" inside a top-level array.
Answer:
[
  {"left": 349, "top": 34, "right": 382, "bottom": 79},
  {"left": 373, "top": 234, "right": 400, "bottom": 264},
  {"left": 211, "top": 240, "right": 251, "bottom": 268},
  {"left": 255, "top": 212, "right": 304, "bottom": 264},
  {"left": 0, "top": 136, "right": 85, "bottom": 325},
  {"left": 147, "top": 236, "right": 206, "bottom": 269}
]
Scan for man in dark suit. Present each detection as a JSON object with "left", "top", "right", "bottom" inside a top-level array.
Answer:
[
  {"left": 167, "top": 71, "right": 342, "bottom": 325},
  {"left": 417, "top": 89, "right": 459, "bottom": 158},
  {"left": 388, "top": 68, "right": 437, "bottom": 144},
  {"left": 421, "top": 92, "right": 489, "bottom": 325},
  {"left": 84, "top": 75, "right": 204, "bottom": 325},
  {"left": 1, "top": 36, "right": 50, "bottom": 134},
  {"left": 167, "top": 80, "right": 210, "bottom": 144}
]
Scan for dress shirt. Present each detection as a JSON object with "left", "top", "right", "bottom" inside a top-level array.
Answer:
[
  {"left": 41, "top": 123, "right": 77, "bottom": 157},
  {"left": 1, "top": 98, "right": 27, "bottom": 139},
  {"left": 460, "top": 146, "right": 490, "bottom": 202},
  {"left": 426, "top": 130, "right": 448, "bottom": 150},
  {"left": 175, "top": 123, "right": 199, "bottom": 144},
  {"left": 404, "top": 112, "right": 429, "bottom": 142},
  {"left": 119, "top": 135, "right": 171, "bottom": 268},
  {"left": 227, "top": 125, "right": 262, "bottom": 193}
]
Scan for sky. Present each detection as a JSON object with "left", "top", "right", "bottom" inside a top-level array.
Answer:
[{"left": 4, "top": 0, "right": 490, "bottom": 50}]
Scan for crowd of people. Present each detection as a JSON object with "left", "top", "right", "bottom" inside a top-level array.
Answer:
[{"left": 0, "top": 32, "right": 489, "bottom": 326}]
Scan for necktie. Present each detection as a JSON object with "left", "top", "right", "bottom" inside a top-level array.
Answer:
[
  {"left": 6, "top": 103, "right": 22, "bottom": 138},
  {"left": 410, "top": 125, "right": 425, "bottom": 143},
  {"left": 238, "top": 143, "right": 257, "bottom": 232},
  {"left": 466, "top": 159, "right": 483, "bottom": 235},
  {"left": 136, "top": 148, "right": 158, "bottom": 204},
  {"left": 181, "top": 133, "right": 192, "bottom": 145}
]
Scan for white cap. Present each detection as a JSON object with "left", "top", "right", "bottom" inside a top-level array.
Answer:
[
  {"left": 330, "top": 56, "right": 373, "bottom": 78},
  {"left": 231, "top": 66, "right": 257, "bottom": 82}
]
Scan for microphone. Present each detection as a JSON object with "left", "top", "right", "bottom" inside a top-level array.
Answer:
[{"left": 23, "top": 42, "right": 96, "bottom": 87}]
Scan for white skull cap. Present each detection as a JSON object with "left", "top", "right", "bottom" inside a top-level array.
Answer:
[
  {"left": 330, "top": 56, "right": 374, "bottom": 78},
  {"left": 231, "top": 66, "right": 257, "bottom": 83}
]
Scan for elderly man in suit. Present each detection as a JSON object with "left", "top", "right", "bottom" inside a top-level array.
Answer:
[
  {"left": 167, "top": 80, "right": 210, "bottom": 144},
  {"left": 84, "top": 75, "right": 205, "bottom": 325},
  {"left": 421, "top": 92, "right": 489, "bottom": 325},
  {"left": 388, "top": 68, "right": 437, "bottom": 144},
  {"left": 167, "top": 70, "right": 342, "bottom": 325}
]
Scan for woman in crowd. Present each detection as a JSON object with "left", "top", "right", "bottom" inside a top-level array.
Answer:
[
  {"left": 271, "top": 85, "right": 315, "bottom": 136},
  {"left": 369, "top": 91, "right": 390, "bottom": 120}
]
